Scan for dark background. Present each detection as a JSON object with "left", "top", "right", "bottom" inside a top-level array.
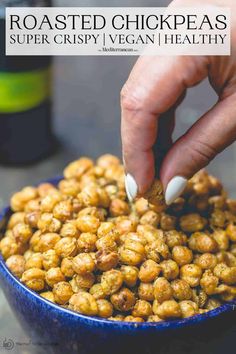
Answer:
[{"left": 0, "top": 0, "right": 236, "bottom": 352}]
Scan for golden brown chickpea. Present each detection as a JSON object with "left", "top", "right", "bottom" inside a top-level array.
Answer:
[
  {"left": 153, "top": 277, "right": 173, "bottom": 303},
  {"left": 60, "top": 221, "right": 79, "bottom": 238},
  {"left": 146, "top": 239, "right": 170, "bottom": 261},
  {"left": 180, "top": 264, "right": 202, "bottom": 287},
  {"left": 52, "top": 281, "right": 73, "bottom": 304},
  {"left": 111, "top": 288, "right": 136, "bottom": 312},
  {"left": 97, "top": 299, "right": 113, "bottom": 318},
  {"left": 12, "top": 223, "right": 32, "bottom": 244},
  {"left": 120, "top": 265, "right": 139, "bottom": 287},
  {"left": 45, "top": 267, "right": 65, "bottom": 288},
  {"left": 97, "top": 222, "right": 116, "bottom": 238},
  {"left": 79, "top": 206, "right": 107, "bottom": 221},
  {"left": 147, "top": 315, "right": 163, "bottom": 322},
  {"left": 40, "top": 291, "right": 55, "bottom": 302},
  {"left": 194, "top": 253, "right": 217, "bottom": 270},
  {"left": 208, "top": 195, "right": 226, "bottom": 210},
  {"left": 58, "top": 179, "right": 80, "bottom": 197},
  {"left": 214, "top": 263, "right": 236, "bottom": 285},
  {"left": 219, "top": 252, "right": 236, "bottom": 267},
  {"left": 96, "top": 154, "right": 120, "bottom": 168},
  {"left": 171, "top": 279, "right": 192, "bottom": 301},
  {"left": 160, "top": 213, "right": 176, "bottom": 231},
  {"left": 0, "top": 235, "right": 26, "bottom": 259},
  {"left": 116, "top": 218, "right": 137, "bottom": 235},
  {"left": 25, "top": 252, "right": 43, "bottom": 270},
  {"left": 132, "top": 300, "right": 153, "bottom": 318},
  {"left": 29, "top": 230, "right": 42, "bottom": 252},
  {"left": 165, "top": 230, "right": 187, "bottom": 249},
  {"left": 180, "top": 214, "right": 206, "bottom": 233},
  {"left": 37, "top": 213, "right": 61, "bottom": 233},
  {"left": 8, "top": 212, "right": 25, "bottom": 229},
  {"left": 109, "top": 199, "right": 129, "bottom": 217},
  {"left": 38, "top": 233, "right": 61, "bottom": 253},
  {"left": 155, "top": 300, "right": 182, "bottom": 319},
  {"left": 124, "top": 316, "right": 144, "bottom": 322},
  {"left": 40, "top": 193, "right": 62, "bottom": 213},
  {"left": 37, "top": 183, "right": 57, "bottom": 197},
  {"left": 96, "top": 250, "right": 119, "bottom": 271},
  {"left": 78, "top": 185, "right": 100, "bottom": 207},
  {"left": 160, "top": 260, "right": 179, "bottom": 280},
  {"left": 200, "top": 270, "right": 219, "bottom": 295},
  {"left": 60, "top": 257, "right": 75, "bottom": 277},
  {"left": 42, "top": 250, "right": 60, "bottom": 271},
  {"left": 96, "top": 235, "right": 117, "bottom": 252},
  {"left": 69, "top": 292, "right": 98, "bottom": 315},
  {"left": 145, "top": 243, "right": 161, "bottom": 263},
  {"left": 212, "top": 230, "right": 229, "bottom": 251},
  {"left": 172, "top": 246, "right": 193, "bottom": 266},
  {"left": 10, "top": 187, "right": 38, "bottom": 212},
  {"left": 138, "top": 283, "right": 154, "bottom": 301},
  {"left": 53, "top": 200, "right": 73, "bottom": 222},
  {"left": 76, "top": 215, "right": 100, "bottom": 233},
  {"left": 226, "top": 223, "right": 236, "bottom": 242},
  {"left": 54, "top": 237, "right": 77, "bottom": 258},
  {"left": 210, "top": 210, "right": 225, "bottom": 228},
  {"left": 179, "top": 300, "right": 198, "bottom": 318},
  {"left": 77, "top": 233, "right": 97, "bottom": 252},
  {"left": 101, "top": 269, "right": 123, "bottom": 295},
  {"left": 119, "top": 232, "right": 146, "bottom": 246},
  {"left": 24, "top": 199, "right": 41, "bottom": 213},
  {"left": 188, "top": 232, "right": 218, "bottom": 254},
  {"left": 24, "top": 249, "right": 34, "bottom": 261},
  {"left": 135, "top": 198, "right": 150, "bottom": 216},
  {"left": 74, "top": 273, "right": 95, "bottom": 289},
  {"left": 72, "top": 253, "right": 96, "bottom": 274},
  {"left": 24, "top": 211, "right": 40, "bottom": 229},
  {"left": 21, "top": 268, "right": 45, "bottom": 291},
  {"left": 6, "top": 255, "right": 25, "bottom": 277},
  {"left": 109, "top": 315, "right": 125, "bottom": 322},
  {"left": 89, "top": 283, "right": 106, "bottom": 300},
  {"left": 64, "top": 158, "right": 94, "bottom": 180},
  {"left": 119, "top": 240, "right": 145, "bottom": 266},
  {"left": 140, "top": 210, "right": 160, "bottom": 227},
  {"left": 138, "top": 259, "right": 161, "bottom": 283}
]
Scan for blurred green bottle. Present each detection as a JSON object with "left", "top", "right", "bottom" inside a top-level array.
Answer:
[{"left": 0, "top": 0, "right": 53, "bottom": 165}]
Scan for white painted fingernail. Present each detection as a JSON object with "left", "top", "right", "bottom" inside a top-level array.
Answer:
[
  {"left": 165, "top": 176, "right": 187, "bottom": 205},
  {"left": 125, "top": 173, "right": 138, "bottom": 202}
]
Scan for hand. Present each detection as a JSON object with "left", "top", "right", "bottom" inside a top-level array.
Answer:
[{"left": 121, "top": 0, "right": 236, "bottom": 205}]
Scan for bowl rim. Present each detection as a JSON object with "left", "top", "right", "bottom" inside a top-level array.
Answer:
[{"left": 0, "top": 176, "right": 236, "bottom": 331}]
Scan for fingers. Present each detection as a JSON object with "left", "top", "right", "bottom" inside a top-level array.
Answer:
[
  {"left": 161, "top": 92, "right": 236, "bottom": 205},
  {"left": 121, "top": 55, "right": 208, "bottom": 199}
]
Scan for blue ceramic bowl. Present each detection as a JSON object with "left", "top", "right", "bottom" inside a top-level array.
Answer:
[{"left": 0, "top": 177, "right": 236, "bottom": 354}]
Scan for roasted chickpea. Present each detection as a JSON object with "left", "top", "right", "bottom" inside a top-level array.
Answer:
[
  {"left": 0, "top": 235, "right": 25, "bottom": 259},
  {"left": 12, "top": 223, "right": 32, "bottom": 244},
  {"left": 64, "top": 158, "right": 93, "bottom": 180},
  {"left": 172, "top": 246, "right": 193, "bottom": 266},
  {"left": 76, "top": 215, "right": 100, "bottom": 233},
  {"left": 77, "top": 233, "right": 97, "bottom": 252},
  {"left": 58, "top": 179, "right": 80, "bottom": 197},
  {"left": 21, "top": 268, "right": 45, "bottom": 291},
  {"left": 200, "top": 270, "right": 219, "bottom": 295},
  {"left": 212, "top": 230, "right": 229, "bottom": 251},
  {"left": 135, "top": 198, "right": 150, "bottom": 216},
  {"left": 54, "top": 237, "right": 77, "bottom": 258},
  {"left": 72, "top": 253, "right": 96, "bottom": 274},
  {"left": 124, "top": 316, "right": 144, "bottom": 322},
  {"left": 38, "top": 233, "right": 61, "bottom": 253},
  {"left": 37, "top": 183, "right": 57, "bottom": 197},
  {"left": 160, "top": 213, "right": 176, "bottom": 231},
  {"left": 111, "top": 288, "right": 136, "bottom": 312},
  {"left": 25, "top": 252, "right": 43, "bottom": 270},
  {"left": 138, "top": 283, "right": 154, "bottom": 301},
  {"left": 24, "top": 211, "right": 40, "bottom": 229},
  {"left": 226, "top": 223, "right": 236, "bottom": 242},
  {"left": 160, "top": 260, "right": 179, "bottom": 280},
  {"left": 214, "top": 263, "right": 236, "bottom": 285},
  {"left": 40, "top": 193, "right": 62, "bottom": 213},
  {"left": 139, "top": 260, "right": 161, "bottom": 283},
  {"left": 155, "top": 300, "right": 182, "bottom": 319},
  {"left": 45, "top": 267, "right": 65, "bottom": 288},
  {"left": 179, "top": 300, "right": 198, "bottom": 318},
  {"left": 109, "top": 199, "right": 129, "bottom": 217},
  {"left": 119, "top": 240, "right": 145, "bottom": 266},
  {"left": 210, "top": 210, "right": 225, "bottom": 228},
  {"left": 61, "top": 257, "right": 75, "bottom": 277},
  {"left": 116, "top": 219, "right": 137, "bottom": 235},
  {"left": 89, "top": 283, "right": 106, "bottom": 300},
  {"left": 132, "top": 300, "right": 153, "bottom": 318},
  {"left": 180, "top": 214, "right": 206, "bottom": 233},
  {"left": 42, "top": 249, "right": 60, "bottom": 271},
  {"left": 101, "top": 269, "right": 123, "bottom": 295},
  {"left": 147, "top": 315, "right": 162, "bottom": 322},
  {"left": 120, "top": 265, "right": 139, "bottom": 287},
  {"left": 74, "top": 273, "right": 95, "bottom": 289},
  {"left": 53, "top": 281, "right": 73, "bottom": 304},
  {"left": 165, "top": 231, "right": 187, "bottom": 249},
  {"left": 180, "top": 264, "right": 202, "bottom": 287},
  {"left": 6, "top": 255, "right": 25, "bottom": 277},
  {"left": 11, "top": 187, "right": 38, "bottom": 212},
  {"left": 194, "top": 253, "right": 217, "bottom": 270},
  {"left": 96, "top": 250, "right": 119, "bottom": 271},
  {"left": 188, "top": 232, "right": 218, "bottom": 253},
  {"left": 37, "top": 213, "right": 61, "bottom": 233},
  {"left": 140, "top": 211, "right": 160, "bottom": 227},
  {"left": 69, "top": 292, "right": 98, "bottom": 315},
  {"left": 40, "top": 291, "right": 55, "bottom": 302},
  {"left": 97, "top": 299, "right": 113, "bottom": 318},
  {"left": 171, "top": 279, "right": 192, "bottom": 301},
  {"left": 153, "top": 277, "right": 173, "bottom": 303},
  {"left": 8, "top": 212, "right": 25, "bottom": 229}
]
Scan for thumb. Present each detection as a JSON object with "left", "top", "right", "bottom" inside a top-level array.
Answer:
[{"left": 161, "top": 92, "right": 236, "bottom": 205}]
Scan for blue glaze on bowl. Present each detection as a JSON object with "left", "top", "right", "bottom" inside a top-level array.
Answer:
[{"left": 0, "top": 177, "right": 236, "bottom": 354}]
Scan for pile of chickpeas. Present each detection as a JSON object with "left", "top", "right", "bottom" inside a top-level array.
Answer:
[{"left": 1, "top": 154, "right": 236, "bottom": 323}]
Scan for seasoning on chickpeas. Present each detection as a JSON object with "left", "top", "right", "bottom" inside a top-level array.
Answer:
[{"left": 2, "top": 155, "right": 236, "bottom": 323}]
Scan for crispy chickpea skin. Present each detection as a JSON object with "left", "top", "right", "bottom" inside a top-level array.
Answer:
[
  {"left": 138, "top": 260, "right": 161, "bottom": 283},
  {"left": 21, "top": 268, "right": 45, "bottom": 291},
  {"left": 101, "top": 269, "right": 123, "bottom": 295},
  {"left": 45, "top": 267, "right": 65, "bottom": 288},
  {"left": 61, "top": 257, "right": 75, "bottom": 277},
  {"left": 179, "top": 300, "right": 198, "bottom": 318},
  {"left": 6, "top": 255, "right": 25, "bottom": 277},
  {"left": 180, "top": 264, "right": 202, "bottom": 287},
  {"left": 153, "top": 277, "right": 173, "bottom": 303},
  {"left": 160, "top": 260, "right": 179, "bottom": 281},
  {"left": 12, "top": 223, "right": 32, "bottom": 244},
  {"left": 96, "top": 249, "right": 119, "bottom": 271},
  {"left": 54, "top": 237, "right": 77, "bottom": 258},
  {"left": 40, "top": 291, "right": 55, "bottom": 303},
  {"left": 111, "top": 288, "right": 136, "bottom": 312},
  {"left": 42, "top": 250, "right": 60, "bottom": 271},
  {"left": 214, "top": 263, "right": 236, "bottom": 285},
  {"left": 194, "top": 253, "right": 217, "bottom": 270},
  {"left": 74, "top": 273, "right": 95, "bottom": 289},
  {"left": 188, "top": 232, "right": 218, "bottom": 253},
  {"left": 155, "top": 300, "right": 182, "bottom": 319},
  {"left": 77, "top": 233, "right": 97, "bottom": 252},
  {"left": 53, "top": 281, "right": 73, "bottom": 304},
  {"left": 76, "top": 215, "right": 100, "bottom": 233},
  {"left": 132, "top": 300, "right": 153, "bottom": 318},
  {"left": 171, "top": 279, "right": 192, "bottom": 301},
  {"left": 72, "top": 253, "right": 96, "bottom": 274},
  {"left": 172, "top": 246, "right": 193, "bottom": 266},
  {"left": 120, "top": 265, "right": 139, "bottom": 287},
  {"left": 138, "top": 283, "right": 154, "bottom": 301},
  {"left": 69, "top": 292, "right": 98, "bottom": 315},
  {"left": 25, "top": 252, "right": 43, "bottom": 270},
  {"left": 97, "top": 299, "right": 113, "bottom": 318},
  {"left": 180, "top": 214, "right": 206, "bottom": 233},
  {"left": 119, "top": 240, "right": 145, "bottom": 266}
]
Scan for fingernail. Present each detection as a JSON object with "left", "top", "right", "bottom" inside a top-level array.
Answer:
[
  {"left": 125, "top": 173, "right": 138, "bottom": 202},
  {"left": 165, "top": 176, "right": 187, "bottom": 205}
]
